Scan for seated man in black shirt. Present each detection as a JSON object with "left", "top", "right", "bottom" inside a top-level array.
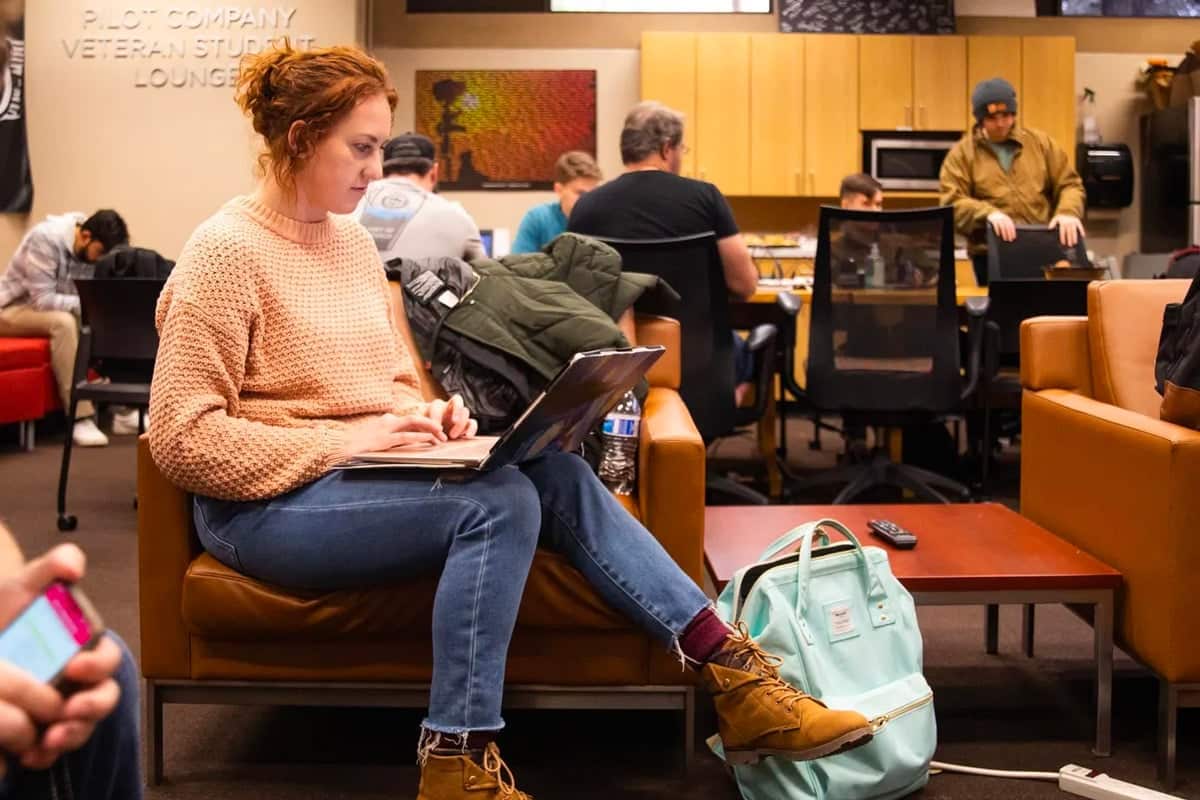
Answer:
[{"left": 569, "top": 101, "right": 760, "bottom": 405}]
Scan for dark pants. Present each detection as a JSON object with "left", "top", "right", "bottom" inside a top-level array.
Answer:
[
  {"left": 732, "top": 331, "right": 753, "bottom": 384},
  {"left": 972, "top": 253, "right": 989, "bottom": 287},
  {"left": 1, "top": 633, "right": 141, "bottom": 800}
]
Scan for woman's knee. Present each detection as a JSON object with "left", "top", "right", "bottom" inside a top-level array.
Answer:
[{"left": 461, "top": 468, "right": 542, "bottom": 547}]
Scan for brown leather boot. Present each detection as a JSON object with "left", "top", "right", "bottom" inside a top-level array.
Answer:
[
  {"left": 417, "top": 742, "right": 532, "bottom": 799},
  {"left": 700, "top": 624, "right": 875, "bottom": 765}
]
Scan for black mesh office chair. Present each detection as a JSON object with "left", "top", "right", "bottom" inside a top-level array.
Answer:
[
  {"left": 57, "top": 278, "right": 164, "bottom": 531},
  {"left": 594, "top": 233, "right": 774, "bottom": 501},
  {"left": 593, "top": 232, "right": 737, "bottom": 438},
  {"left": 791, "top": 206, "right": 987, "bottom": 504}
]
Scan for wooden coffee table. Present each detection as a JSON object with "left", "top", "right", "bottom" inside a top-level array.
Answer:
[{"left": 704, "top": 502, "right": 1121, "bottom": 756}]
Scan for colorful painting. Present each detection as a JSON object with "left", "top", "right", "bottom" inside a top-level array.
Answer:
[{"left": 414, "top": 69, "right": 597, "bottom": 191}]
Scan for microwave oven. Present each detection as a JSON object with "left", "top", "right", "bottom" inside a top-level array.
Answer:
[{"left": 862, "top": 130, "right": 963, "bottom": 192}]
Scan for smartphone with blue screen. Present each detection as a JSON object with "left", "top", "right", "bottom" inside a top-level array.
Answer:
[{"left": 0, "top": 581, "right": 104, "bottom": 686}]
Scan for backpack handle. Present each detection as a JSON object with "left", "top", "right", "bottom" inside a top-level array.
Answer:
[
  {"left": 791, "top": 520, "right": 894, "bottom": 632},
  {"left": 757, "top": 521, "right": 831, "bottom": 562}
]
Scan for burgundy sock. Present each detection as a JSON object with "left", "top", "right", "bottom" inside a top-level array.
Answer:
[
  {"left": 679, "top": 607, "right": 731, "bottom": 664},
  {"left": 431, "top": 730, "right": 496, "bottom": 760}
]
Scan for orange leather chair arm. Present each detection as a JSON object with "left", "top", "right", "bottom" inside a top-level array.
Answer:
[
  {"left": 137, "top": 436, "right": 198, "bottom": 679},
  {"left": 1021, "top": 389, "right": 1200, "bottom": 682},
  {"left": 1020, "top": 316, "right": 1092, "bottom": 395},
  {"left": 637, "top": 386, "right": 705, "bottom": 583},
  {"left": 634, "top": 314, "right": 681, "bottom": 390}
]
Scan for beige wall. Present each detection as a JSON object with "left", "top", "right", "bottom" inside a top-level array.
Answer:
[
  {"left": 378, "top": 47, "right": 638, "bottom": 235},
  {"left": 1076, "top": 52, "right": 1180, "bottom": 259},
  {"left": 0, "top": 0, "right": 361, "bottom": 265}
]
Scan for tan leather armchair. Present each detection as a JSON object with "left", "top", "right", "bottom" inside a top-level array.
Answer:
[
  {"left": 1020, "top": 279, "right": 1199, "bottom": 786},
  {"left": 137, "top": 306, "right": 705, "bottom": 783}
]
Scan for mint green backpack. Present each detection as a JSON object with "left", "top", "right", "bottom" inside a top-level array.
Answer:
[{"left": 709, "top": 519, "right": 936, "bottom": 800}]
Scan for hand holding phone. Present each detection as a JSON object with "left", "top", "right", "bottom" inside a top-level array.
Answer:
[{"left": 0, "top": 544, "right": 120, "bottom": 775}]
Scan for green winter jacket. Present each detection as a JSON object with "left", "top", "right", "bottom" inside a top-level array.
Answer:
[{"left": 449, "top": 232, "right": 675, "bottom": 381}]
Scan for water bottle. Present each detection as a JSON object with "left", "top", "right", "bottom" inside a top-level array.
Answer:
[
  {"left": 867, "top": 243, "right": 886, "bottom": 287},
  {"left": 598, "top": 390, "right": 641, "bottom": 495}
]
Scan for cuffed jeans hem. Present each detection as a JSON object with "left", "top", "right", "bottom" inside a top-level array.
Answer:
[{"left": 421, "top": 719, "right": 505, "bottom": 735}]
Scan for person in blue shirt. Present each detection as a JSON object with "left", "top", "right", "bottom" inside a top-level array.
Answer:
[{"left": 511, "top": 151, "right": 602, "bottom": 254}]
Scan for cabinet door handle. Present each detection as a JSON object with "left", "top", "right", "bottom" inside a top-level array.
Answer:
[
  {"left": 919, "top": 105, "right": 927, "bottom": 129},
  {"left": 794, "top": 170, "right": 802, "bottom": 195},
  {"left": 808, "top": 170, "right": 815, "bottom": 195},
  {"left": 905, "top": 106, "right": 913, "bottom": 128}
]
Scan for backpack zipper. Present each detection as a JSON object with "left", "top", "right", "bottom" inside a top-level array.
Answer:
[{"left": 870, "top": 692, "right": 934, "bottom": 734}]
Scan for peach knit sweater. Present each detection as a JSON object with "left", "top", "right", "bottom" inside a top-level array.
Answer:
[{"left": 148, "top": 195, "right": 425, "bottom": 501}]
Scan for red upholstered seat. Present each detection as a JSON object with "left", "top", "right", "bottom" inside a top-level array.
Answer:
[
  {"left": 0, "top": 337, "right": 51, "bottom": 370},
  {"left": 0, "top": 337, "right": 60, "bottom": 428}
]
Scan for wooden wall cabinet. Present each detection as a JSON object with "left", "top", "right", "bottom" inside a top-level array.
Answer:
[
  {"left": 696, "top": 33, "right": 751, "bottom": 194},
  {"left": 859, "top": 35, "right": 965, "bottom": 131},
  {"left": 749, "top": 34, "right": 804, "bottom": 196},
  {"left": 805, "top": 35, "right": 859, "bottom": 196},
  {"left": 642, "top": 33, "right": 1075, "bottom": 197},
  {"left": 640, "top": 32, "right": 698, "bottom": 178},
  {"left": 1021, "top": 36, "right": 1076, "bottom": 167}
]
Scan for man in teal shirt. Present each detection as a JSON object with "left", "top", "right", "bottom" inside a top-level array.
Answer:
[{"left": 512, "top": 151, "right": 601, "bottom": 253}]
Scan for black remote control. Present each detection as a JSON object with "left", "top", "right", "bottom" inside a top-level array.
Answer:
[{"left": 867, "top": 519, "right": 917, "bottom": 549}]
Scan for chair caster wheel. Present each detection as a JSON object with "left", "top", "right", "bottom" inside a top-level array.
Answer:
[{"left": 57, "top": 514, "right": 77, "bottom": 532}]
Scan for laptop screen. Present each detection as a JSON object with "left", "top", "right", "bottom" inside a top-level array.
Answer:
[{"left": 479, "top": 230, "right": 494, "bottom": 258}]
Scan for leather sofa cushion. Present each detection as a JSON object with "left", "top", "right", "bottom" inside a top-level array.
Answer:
[
  {"left": 1088, "top": 280, "right": 1189, "bottom": 418},
  {"left": 181, "top": 495, "right": 641, "bottom": 640}
]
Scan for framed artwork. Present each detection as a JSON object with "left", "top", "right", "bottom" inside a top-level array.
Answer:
[
  {"left": 779, "top": 0, "right": 955, "bottom": 33},
  {"left": 414, "top": 69, "right": 597, "bottom": 191},
  {"left": 0, "top": 0, "right": 31, "bottom": 212}
]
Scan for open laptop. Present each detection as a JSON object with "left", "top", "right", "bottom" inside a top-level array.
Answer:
[{"left": 338, "top": 346, "right": 664, "bottom": 471}]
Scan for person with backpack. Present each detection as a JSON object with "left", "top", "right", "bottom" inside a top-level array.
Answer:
[
  {"left": 149, "top": 43, "right": 876, "bottom": 800},
  {"left": 0, "top": 210, "right": 134, "bottom": 446}
]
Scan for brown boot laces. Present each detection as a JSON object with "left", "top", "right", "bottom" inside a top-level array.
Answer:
[
  {"left": 481, "top": 742, "right": 530, "bottom": 799},
  {"left": 722, "top": 623, "right": 813, "bottom": 714}
]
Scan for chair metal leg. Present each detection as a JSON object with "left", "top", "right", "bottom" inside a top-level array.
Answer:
[
  {"left": 883, "top": 463, "right": 954, "bottom": 504},
  {"left": 1021, "top": 604, "right": 1036, "bottom": 657},
  {"left": 985, "top": 604, "right": 1000, "bottom": 655},
  {"left": 832, "top": 464, "right": 884, "bottom": 504},
  {"left": 683, "top": 687, "right": 695, "bottom": 776},
  {"left": 895, "top": 463, "right": 972, "bottom": 501},
  {"left": 1157, "top": 679, "right": 1177, "bottom": 789},
  {"left": 18, "top": 420, "right": 35, "bottom": 452},
  {"left": 57, "top": 398, "right": 79, "bottom": 532},
  {"left": 707, "top": 475, "right": 769, "bottom": 506},
  {"left": 145, "top": 679, "right": 164, "bottom": 785}
]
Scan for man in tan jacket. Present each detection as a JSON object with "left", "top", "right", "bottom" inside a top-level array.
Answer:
[{"left": 940, "top": 78, "right": 1085, "bottom": 285}]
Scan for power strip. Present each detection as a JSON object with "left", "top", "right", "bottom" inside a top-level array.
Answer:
[{"left": 1059, "top": 764, "right": 1184, "bottom": 800}]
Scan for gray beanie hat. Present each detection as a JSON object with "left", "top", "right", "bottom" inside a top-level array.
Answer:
[{"left": 972, "top": 78, "right": 1017, "bottom": 123}]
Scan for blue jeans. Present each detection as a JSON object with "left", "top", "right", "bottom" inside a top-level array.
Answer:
[
  {"left": 2, "top": 633, "right": 141, "bottom": 800},
  {"left": 193, "top": 452, "right": 710, "bottom": 734}
]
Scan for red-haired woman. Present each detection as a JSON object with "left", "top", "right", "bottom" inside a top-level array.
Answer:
[{"left": 148, "top": 42, "right": 871, "bottom": 799}]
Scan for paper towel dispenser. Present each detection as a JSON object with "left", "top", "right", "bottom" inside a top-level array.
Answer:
[{"left": 1077, "top": 143, "right": 1133, "bottom": 209}]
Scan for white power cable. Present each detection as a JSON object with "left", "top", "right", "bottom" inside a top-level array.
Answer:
[{"left": 930, "top": 760, "right": 1060, "bottom": 781}]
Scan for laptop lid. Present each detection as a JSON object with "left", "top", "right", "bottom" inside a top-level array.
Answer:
[{"left": 347, "top": 346, "right": 664, "bottom": 470}]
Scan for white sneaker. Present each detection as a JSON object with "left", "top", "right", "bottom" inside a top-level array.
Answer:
[
  {"left": 111, "top": 408, "right": 144, "bottom": 436},
  {"left": 72, "top": 418, "right": 110, "bottom": 447}
]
